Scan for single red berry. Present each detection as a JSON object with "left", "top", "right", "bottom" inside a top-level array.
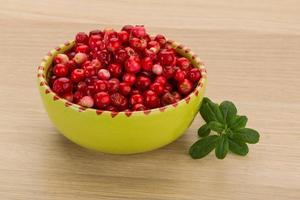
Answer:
[
  {"left": 161, "top": 92, "right": 176, "bottom": 106},
  {"left": 115, "top": 49, "right": 128, "bottom": 63},
  {"left": 158, "top": 49, "right": 175, "bottom": 66},
  {"left": 150, "top": 82, "right": 164, "bottom": 96},
  {"left": 124, "top": 47, "right": 137, "bottom": 57},
  {"left": 78, "top": 96, "right": 94, "bottom": 108},
  {"left": 107, "top": 37, "right": 121, "bottom": 52},
  {"left": 118, "top": 31, "right": 129, "bottom": 43},
  {"left": 135, "top": 76, "right": 151, "bottom": 91},
  {"left": 91, "top": 41, "right": 106, "bottom": 52},
  {"left": 94, "top": 92, "right": 111, "bottom": 109},
  {"left": 75, "top": 32, "right": 88, "bottom": 44},
  {"left": 147, "top": 41, "right": 160, "bottom": 53},
  {"left": 144, "top": 48, "right": 157, "bottom": 60},
  {"left": 163, "top": 65, "right": 175, "bottom": 79},
  {"left": 89, "top": 30, "right": 103, "bottom": 37},
  {"left": 106, "top": 105, "right": 118, "bottom": 112},
  {"left": 73, "top": 91, "right": 84, "bottom": 103},
  {"left": 187, "top": 68, "right": 201, "bottom": 82},
  {"left": 119, "top": 82, "right": 131, "bottom": 96},
  {"left": 171, "top": 91, "right": 182, "bottom": 101},
  {"left": 125, "top": 56, "right": 141, "bottom": 73},
  {"left": 110, "top": 92, "right": 128, "bottom": 111},
  {"left": 63, "top": 93, "right": 74, "bottom": 102},
  {"left": 129, "top": 37, "right": 142, "bottom": 50},
  {"left": 177, "top": 57, "right": 190, "bottom": 70},
  {"left": 132, "top": 103, "right": 146, "bottom": 111},
  {"left": 76, "top": 81, "right": 88, "bottom": 93},
  {"left": 96, "top": 50, "right": 112, "bottom": 66},
  {"left": 108, "top": 63, "right": 123, "bottom": 78},
  {"left": 154, "top": 75, "right": 167, "bottom": 86},
  {"left": 122, "top": 73, "right": 136, "bottom": 85},
  {"left": 52, "top": 77, "right": 72, "bottom": 95},
  {"left": 54, "top": 54, "right": 69, "bottom": 65},
  {"left": 144, "top": 90, "right": 160, "bottom": 109},
  {"left": 108, "top": 78, "right": 120, "bottom": 93},
  {"left": 71, "top": 69, "right": 85, "bottom": 82},
  {"left": 121, "top": 25, "right": 134, "bottom": 34},
  {"left": 131, "top": 25, "right": 146, "bottom": 38},
  {"left": 103, "top": 28, "right": 118, "bottom": 41},
  {"left": 94, "top": 80, "right": 108, "bottom": 92},
  {"left": 53, "top": 64, "right": 69, "bottom": 77},
  {"left": 89, "top": 35, "right": 102, "bottom": 50},
  {"left": 129, "top": 94, "right": 143, "bottom": 105},
  {"left": 97, "top": 69, "right": 111, "bottom": 80},
  {"left": 73, "top": 52, "right": 88, "bottom": 65},
  {"left": 90, "top": 59, "right": 102, "bottom": 70},
  {"left": 178, "top": 79, "right": 193, "bottom": 95},
  {"left": 152, "top": 64, "right": 163, "bottom": 75},
  {"left": 141, "top": 57, "right": 153, "bottom": 71},
  {"left": 154, "top": 34, "right": 166, "bottom": 46},
  {"left": 174, "top": 69, "right": 186, "bottom": 82},
  {"left": 84, "top": 65, "right": 96, "bottom": 77},
  {"left": 75, "top": 44, "right": 89, "bottom": 54},
  {"left": 140, "top": 39, "right": 147, "bottom": 50},
  {"left": 66, "top": 51, "right": 76, "bottom": 59},
  {"left": 66, "top": 60, "right": 77, "bottom": 71}
]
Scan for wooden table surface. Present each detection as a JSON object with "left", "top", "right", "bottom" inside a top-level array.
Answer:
[{"left": 1, "top": 0, "right": 300, "bottom": 199}]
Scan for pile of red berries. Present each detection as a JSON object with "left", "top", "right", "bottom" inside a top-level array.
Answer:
[{"left": 49, "top": 25, "right": 201, "bottom": 111}]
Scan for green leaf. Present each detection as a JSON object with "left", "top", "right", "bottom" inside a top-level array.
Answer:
[
  {"left": 200, "top": 98, "right": 224, "bottom": 123},
  {"left": 215, "top": 135, "right": 229, "bottom": 159},
  {"left": 229, "top": 115, "right": 248, "bottom": 130},
  {"left": 208, "top": 121, "right": 225, "bottom": 133},
  {"left": 189, "top": 135, "right": 219, "bottom": 159},
  {"left": 198, "top": 124, "right": 211, "bottom": 137},
  {"left": 228, "top": 138, "right": 249, "bottom": 156},
  {"left": 233, "top": 128, "right": 260, "bottom": 144},
  {"left": 220, "top": 101, "right": 237, "bottom": 125}
]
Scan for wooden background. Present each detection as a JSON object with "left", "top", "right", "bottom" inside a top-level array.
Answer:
[{"left": 0, "top": 0, "right": 299, "bottom": 199}]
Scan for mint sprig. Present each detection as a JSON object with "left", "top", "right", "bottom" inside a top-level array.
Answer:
[{"left": 189, "top": 97, "right": 260, "bottom": 159}]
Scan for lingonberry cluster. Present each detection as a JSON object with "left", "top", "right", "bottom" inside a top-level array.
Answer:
[{"left": 49, "top": 25, "right": 201, "bottom": 111}]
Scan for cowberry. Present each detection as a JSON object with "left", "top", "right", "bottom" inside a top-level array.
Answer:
[
  {"left": 132, "top": 103, "right": 146, "bottom": 111},
  {"left": 115, "top": 49, "right": 128, "bottom": 63},
  {"left": 84, "top": 65, "right": 96, "bottom": 77},
  {"left": 163, "top": 65, "right": 175, "bottom": 79},
  {"left": 150, "top": 82, "right": 164, "bottom": 96},
  {"left": 108, "top": 63, "right": 122, "bottom": 78},
  {"left": 98, "top": 69, "right": 111, "bottom": 80},
  {"left": 129, "top": 38, "right": 142, "bottom": 50},
  {"left": 94, "top": 80, "right": 108, "bottom": 92},
  {"left": 125, "top": 56, "right": 141, "bottom": 73},
  {"left": 119, "top": 82, "right": 131, "bottom": 96},
  {"left": 75, "top": 44, "right": 90, "bottom": 54},
  {"left": 154, "top": 75, "right": 167, "bottom": 86},
  {"left": 110, "top": 92, "right": 128, "bottom": 111},
  {"left": 158, "top": 49, "right": 175, "bottom": 66},
  {"left": 108, "top": 78, "right": 120, "bottom": 93},
  {"left": 118, "top": 31, "right": 129, "bottom": 43},
  {"left": 54, "top": 54, "right": 69, "bottom": 65},
  {"left": 154, "top": 34, "right": 166, "bottom": 46},
  {"left": 71, "top": 69, "right": 85, "bottom": 82},
  {"left": 122, "top": 73, "right": 136, "bottom": 85},
  {"left": 53, "top": 64, "right": 68, "bottom": 77},
  {"left": 187, "top": 68, "right": 201, "bottom": 82},
  {"left": 75, "top": 32, "right": 88, "bottom": 44},
  {"left": 129, "top": 94, "right": 143, "bottom": 105},
  {"left": 152, "top": 64, "right": 163, "bottom": 75},
  {"left": 144, "top": 90, "right": 160, "bottom": 109},
  {"left": 78, "top": 96, "right": 94, "bottom": 108},
  {"left": 63, "top": 93, "right": 74, "bottom": 102},
  {"left": 107, "top": 37, "right": 121, "bottom": 52},
  {"left": 52, "top": 77, "right": 72, "bottom": 95},
  {"left": 177, "top": 57, "right": 190, "bottom": 70},
  {"left": 161, "top": 92, "right": 176, "bottom": 106},
  {"left": 135, "top": 76, "right": 151, "bottom": 91},
  {"left": 178, "top": 79, "right": 193, "bottom": 95},
  {"left": 74, "top": 52, "right": 88, "bottom": 65},
  {"left": 141, "top": 57, "right": 153, "bottom": 71},
  {"left": 121, "top": 25, "right": 134, "bottom": 33},
  {"left": 174, "top": 69, "right": 186, "bottom": 82},
  {"left": 94, "top": 92, "right": 111, "bottom": 109},
  {"left": 131, "top": 25, "right": 146, "bottom": 38}
]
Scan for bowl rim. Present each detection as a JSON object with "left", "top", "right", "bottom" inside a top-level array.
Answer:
[{"left": 37, "top": 40, "right": 207, "bottom": 117}]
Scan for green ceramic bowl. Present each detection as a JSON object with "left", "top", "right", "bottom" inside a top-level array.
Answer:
[{"left": 37, "top": 40, "right": 207, "bottom": 154}]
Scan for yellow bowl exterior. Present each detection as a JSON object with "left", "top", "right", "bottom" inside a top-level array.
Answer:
[{"left": 37, "top": 40, "right": 207, "bottom": 154}]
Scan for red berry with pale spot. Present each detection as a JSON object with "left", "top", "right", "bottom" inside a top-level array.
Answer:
[
  {"left": 94, "top": 92, "right": 111, "bottom": 109},
  {"left": 155, "top": 34, "right": 166, "bottom": 46},
  {"left": 108, "top": 63, "right": 122, "bottom": 78},
  {"left": 52, "top": 77, "right": 72, "bottom": 95},
  {"left": 119, "top": 82, "right": 131, "bottom": 96},
  {"left": 129, "top": 94, "right": 143, "bottom": 105},
  {"left": 78, "top": 96, "right": 94, "bottom": 108},
  {"left": 54, "top": 54, "right": 69, "bottom": 65},
  {"left": 73, "top": 91, "right": 84, "bottom": 103},
  {"left": 125, "top": 56, "right": 141, "bottom": 73},
  {"left": 63, "top": 93, "right": 74, "bottom": 102},
  {"left": 152, "top": 64, "right": 163, "bottom": 75},
  {"left": 178, "top": 79, "right": 193, "bottom": 95},
  {"left": 94, "top": 80, "right": 108, "bottom": 92},
  {"left": 71, "top": 69, "right": 85, "bottom": 82},
  {"left": 130, "top": 38, "right": 142, "bottom": 50},
  {"left": 177, "top": 57, "right": 190, "bottom": 70},
  {"left": 74, "top": 52, "right": 88, "bottom": 65},
  {"left": 188, "top": 68, "right": 201, "bottom": 82},
  {"left": 98, "top": 69, "right": 110, "bottom": 80}
]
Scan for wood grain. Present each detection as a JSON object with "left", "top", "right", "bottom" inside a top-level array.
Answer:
[{"left": 0, "top": 0, "right": 299, "bottom": 199}]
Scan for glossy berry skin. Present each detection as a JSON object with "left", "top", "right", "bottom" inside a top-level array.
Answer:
[
  {"left": 54, "top": 54, "right": 69, "bottom": 65},
  {"left": 154, "top": 34, "right": 166, "bottom": 46},
  {"left": 121, "top": 25, "right": 134, "bottom": 33},
  {"left": 147, "top": 41, "right": 160, "bottom": 53},
  {"left": 115, "top": 49, "right": 128, "bottom": 63},
  {"left": 89, "top": 35, "right": 102, "bottom": 49},
  {"left": 178, "top": 79, "right": 193, "bottom": 95},
  {"left": 129, "top": 94, "right": 143, "bottom": 105},
  {"left": 141, "top": 57, "right": 153, "bottom": 71},
  {"left": 125, "top": 56, "right": 141, "bottom": 73},
  {"left": 108, "top": 78, "right": 120, "bottom": 93},
  {"left": 144, "top": 90, "right": 160, "bottom": 109},
  {"left": 110, "top": 92, "right": 128, "bottom": 111},
  {"left": 150, "top": 82, "right": 164, "bottom": 96},
  {"left": 152, "top": 64, "right": 163, "bottom": 75},
  {"left": 132, "top": 103, "right": 146, "bottom": 111},
  {"left": 84, "top": 65, "right": 96, "bottom": 77},
  {"left": 89, "top": 29, "right": 103, "bottom": 37},
  {"left": 94, "top": 80, "right": 108, "bottom": 92},
  {"left": 76, "top": 81, "right": 88, "bottom": 93},
  {"left": 74, "top": 52, "right": 88, "bottom": 65},
  {"left": 73, "top": 91, "right": 84, "bottom": 103},
  {"left": 187, "top": 68, "right": 201, "bottom": 82},
  {"left": 122, "top": 73, "right": 136, "bottom": 85},
  {"left": 177, "top": 57, "right": 190, "bottom": 70},
  {"left": 131, "top": 25, "right": 146, "bottom": 38},
  {"left": 63, "top": 93, "right": 74, "bottom": 102},
  {"left": 118, "top": 31, "right": 129, "bottom": 43},
  {"left": 78, "top": 96, "right": 94, "bottom": 108},
  {"left": 53, "top": 64, "right": 68, "bottom": 77},
  {"left": 75, "top": 44, "right": 90, "bottom": 54},
  {"left": 52, "top": 77, "right": 72, "bottom": 95},
  {"left": 154, "top": 75, "right": 167, "bottom": 86},
  {"left": 108, "top": 63, "right": 122, "bottom": 78},
  {"left": 143, "top": 48, "right": 157, "bottom": 60},
  {"left": 75, "top": 32, "right": 89, "bottom": 44},
  {"left": 119, "top": 82, "right": 131, "bottom": 96},
  {"left": 129, "top": 38, "right": 142, "bottom": 50},
  {"left": 94, "top": 92, "right": 111, "bottom": 109},
  {"left": 90, "top": 59, "right": 102, "bottom": 70},
  {"left": 135, "top": 76, "right": 151, "bottom": 91},
  {"left": 174, "top": 69, "right": 186, "bottom": 82},
  {"left": 158, "top": 49, "right": 175, "bottom": 66},
  {"left": 163, "top": 65, "right": 175, "bottom": 79},
  {"left": 97, "top": 69, "right": 111, "bottom": 80},
  {"left": 66, "top": 60, "right": 77, "bottom": 71},
  {"left": 71, "top": 69, "right": 85, "bottom": 82},
  {"left": 107, "top": 37, "right": 121, "bottom": 52},
  {"left": 161, "top": 92, "right": 176, "bottom": 106}
]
